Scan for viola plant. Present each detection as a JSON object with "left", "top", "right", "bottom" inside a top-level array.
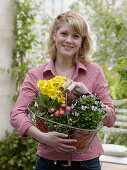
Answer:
[
  {"left": 68, "top": 93, "right": 106, "bottom": 130},
  {"left": 30, "top": 76, "right": 106, "bottom": 134}
]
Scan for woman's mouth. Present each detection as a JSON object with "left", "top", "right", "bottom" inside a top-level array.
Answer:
[{"left": 62, "top": 45, "right": 73, "bottom": 50}]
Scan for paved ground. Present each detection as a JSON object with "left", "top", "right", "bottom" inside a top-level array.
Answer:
[{"left": 101, "top": 162, "right": 127, "bottom": 170}]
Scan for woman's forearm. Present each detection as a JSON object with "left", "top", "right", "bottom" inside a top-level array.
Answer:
[
  {"left": 25, "top": 126, "right": 45, "bottom": 143},
  {"left": 103, "top": 105, "right": 115, "bottom": 127}
]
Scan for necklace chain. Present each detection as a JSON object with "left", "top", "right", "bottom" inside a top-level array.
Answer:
[
  {"left": 55, "top": 64, "right": 74, "bottom": 78},
  {"left": 56, "top": 70, "right": 73, "bottom": 78}
]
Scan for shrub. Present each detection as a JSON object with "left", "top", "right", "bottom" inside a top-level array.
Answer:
[
  {"left": 0, "top": 130, "right": 37, "bottom": 170},
  {"left": 99, "top": 131, "right": 127, "bottom": 147}
]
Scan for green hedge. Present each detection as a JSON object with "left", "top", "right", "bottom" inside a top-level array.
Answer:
[
  {"left": 0, "top": 130, "right": 37, "bottom": 170},
  {"left": 99, "top": 131, "right": 127, "bottom": 147},
  {"left": 1, "top": 129, "right": 127, "bottom": 170}
]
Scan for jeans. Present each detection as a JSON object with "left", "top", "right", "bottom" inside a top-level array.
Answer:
[{"left": 35, "top": 156, "right": 101, "bottom": 170}]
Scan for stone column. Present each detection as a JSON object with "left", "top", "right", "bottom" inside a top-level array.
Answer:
[{"left": 0, "top": 0, "right": 16, "bottom": 139}]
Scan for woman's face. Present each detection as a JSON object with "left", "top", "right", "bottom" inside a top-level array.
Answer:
[{"left": 53, "top": 22, "right": 82, "bottom": 60}]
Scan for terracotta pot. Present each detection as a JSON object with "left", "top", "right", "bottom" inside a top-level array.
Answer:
[
  {"left": 35, "top": 116, "right": 49, "bottom": 133},
  {"left": 69, "top": 129, "right": 97, "bottom": 151},
  {"left": 35, "top": 115, "right": 97, "bottom": 152}
]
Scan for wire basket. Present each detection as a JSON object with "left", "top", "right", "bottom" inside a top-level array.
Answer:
[
  {"left": 28, "top": 99, "right": 102, "bottom": 153},
  {"left": 28, "top": 80, "right": 105, "bottom": 153}
]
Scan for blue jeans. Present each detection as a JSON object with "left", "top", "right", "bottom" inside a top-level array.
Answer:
[{"left": 35, "top": 156, "right": 101, "bottom": 170}]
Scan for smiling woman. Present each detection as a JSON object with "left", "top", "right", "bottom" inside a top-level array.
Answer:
[
  {"left": 53, "top": 22, "right": 82, "bottom": 78},
  {"left": 10, "top": 11, "right": 115, "bottom": 170},
  {"left": 47, "top": 11, "right": 94, "bottom": 64},
  {"left": 52, "top": 22, "right": 82, "bottom": 61}
]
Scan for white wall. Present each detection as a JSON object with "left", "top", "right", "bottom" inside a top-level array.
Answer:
[
  {"left": 41, "top": 0, "right": 75, "bottom": 17},
  {"left": 0, "top": 0, "right": 16, "bottom": 139}
]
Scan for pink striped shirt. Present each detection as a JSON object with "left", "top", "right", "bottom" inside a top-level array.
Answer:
[{"left": 10, "top": 60, "right": 115, "bottom": 161}]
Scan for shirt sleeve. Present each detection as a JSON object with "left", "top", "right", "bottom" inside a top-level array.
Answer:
[
  {"left": 94, "top": 65, "right": 116, "bottom": 127},
  {"left": 10, "top": 70, "right": 38, "bottom": 136}
]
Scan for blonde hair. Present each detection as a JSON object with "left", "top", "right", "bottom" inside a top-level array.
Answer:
[{"left": 46, "top": 11, "right": 96, "bottom": 64}]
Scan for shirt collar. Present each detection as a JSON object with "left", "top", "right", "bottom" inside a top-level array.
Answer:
[
  {"left": 43, "top": 59, "right": 56, "bottom": 76},
  {"left": 43, "top": 59, "right": 87, "bottom": 77},
  {"left": 76, "top": 60, "right": 87, "bottom": 72},
  {"left": 72, "top": 60, "right": 87, "bottom": 80}
]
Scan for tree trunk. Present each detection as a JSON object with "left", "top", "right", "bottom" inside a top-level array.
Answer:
[{"left": 0, "top": 0, "right": 16, "bottom": 139}]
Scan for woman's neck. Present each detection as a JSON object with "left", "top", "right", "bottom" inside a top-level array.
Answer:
[{"left": 54, "top": 58, "right": 75, "bottom": 78}]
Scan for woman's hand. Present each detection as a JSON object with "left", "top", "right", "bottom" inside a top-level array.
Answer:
[
  {"left": 26, "top": 126, "right": 77, "bottom": 152},
  {"left": 42, "top": 131, "right": 77, "bottom": 152},
  {"left": 61, "top": 80, "right": 90, "bottom": 96},
  {"left": 70, "top": 81, "right": 91, "bottom": 96}
]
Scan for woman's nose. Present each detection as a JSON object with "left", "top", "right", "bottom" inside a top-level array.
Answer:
[{"left": 65, "top": 35, "right": 72, "bottom": 43}]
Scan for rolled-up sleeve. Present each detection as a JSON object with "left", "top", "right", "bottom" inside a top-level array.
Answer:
[
  {"left": 10, "top": 70, "right": 38, "bottom": 136},
  {"left": 94, "top": 66, "right": 116, "bottom": 127}
]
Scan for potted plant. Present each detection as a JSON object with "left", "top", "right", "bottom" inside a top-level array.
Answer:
[{"left": 29, "top": 76, "right": 106, "bottom": 152}]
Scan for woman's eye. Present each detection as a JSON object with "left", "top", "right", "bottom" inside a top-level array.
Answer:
[
  {"left": 61, "top": 32, "right": 67, "bottom": 36},
  {"left": 73, "top": 34, "right": 80, "bottom": 39}
]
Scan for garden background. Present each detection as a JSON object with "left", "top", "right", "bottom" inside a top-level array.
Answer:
[{"left": 0, "top": 0, "right": 127, "bottom": 169}]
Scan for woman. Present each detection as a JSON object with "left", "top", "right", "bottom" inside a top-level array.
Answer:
[{"left": 10, "top": 11, "right": 115, "bottom": 170}]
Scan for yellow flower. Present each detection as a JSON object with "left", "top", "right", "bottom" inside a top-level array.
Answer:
[
  {"left": 37, "top": 76, "right": 67, "bottom": 103},
  {"left": 58, "top": 95, "right": 65, "bottom": 103}
]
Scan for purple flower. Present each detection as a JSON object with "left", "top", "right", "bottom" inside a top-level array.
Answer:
[{"left": 93, "top": 104, "right": 97, "bottom": 107}]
